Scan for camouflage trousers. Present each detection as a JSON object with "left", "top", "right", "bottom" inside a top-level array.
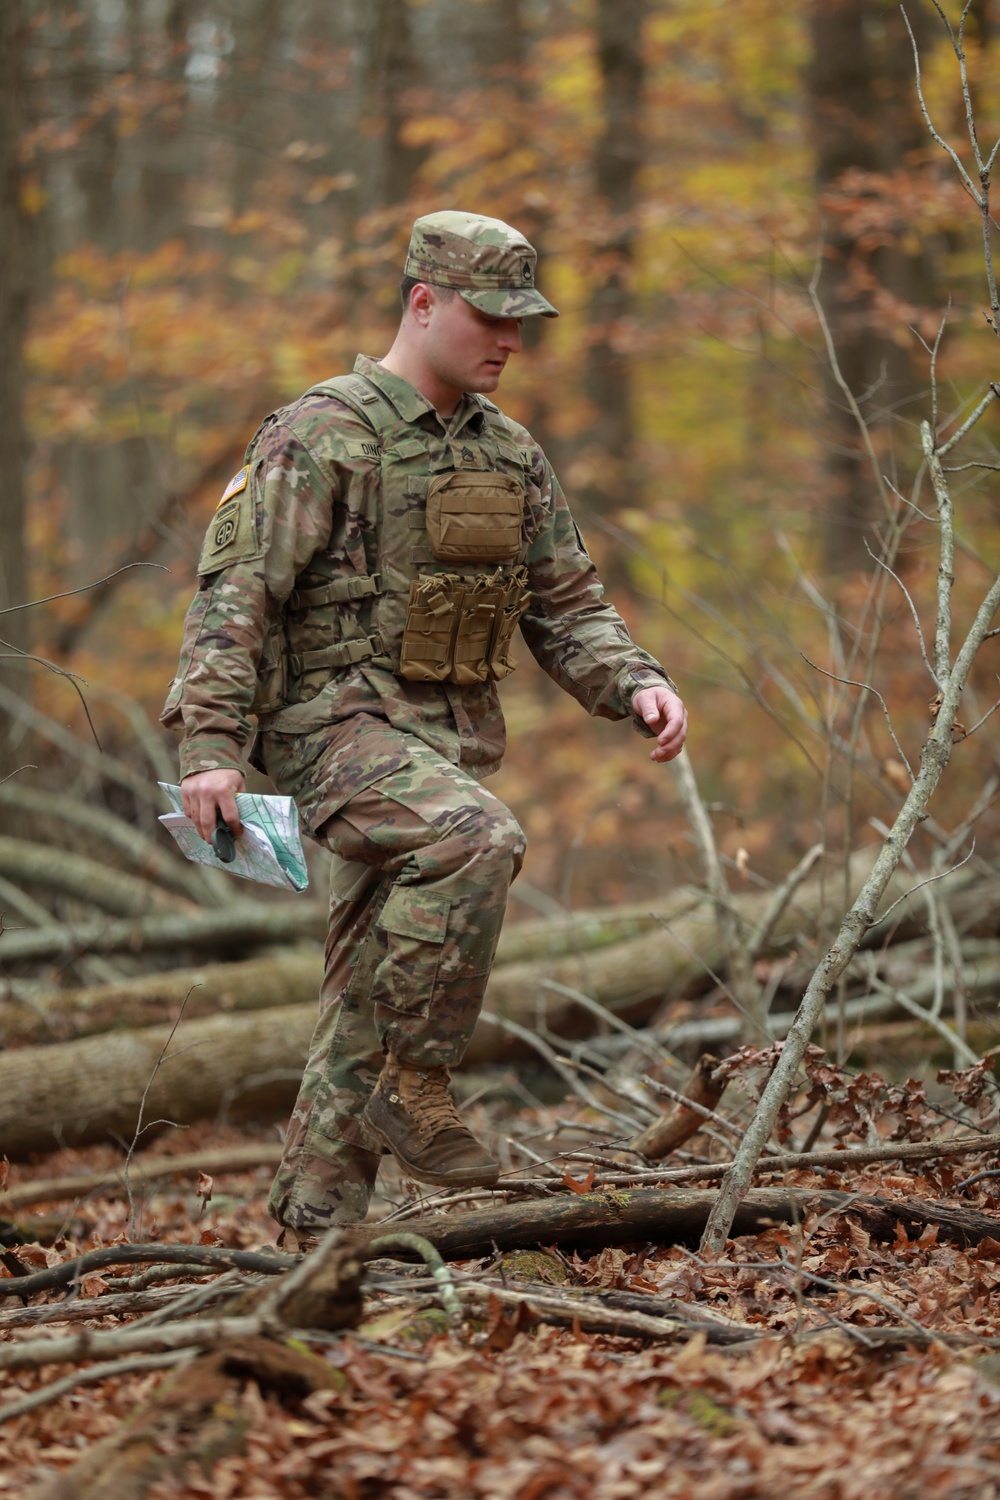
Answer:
[{"left": 263, "top": 722, "right": 525, "bottom": 1233}]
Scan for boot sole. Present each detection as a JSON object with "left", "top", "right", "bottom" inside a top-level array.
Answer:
[{"left": 364, "top": 1119, "right": 500, "bottom": 1189}]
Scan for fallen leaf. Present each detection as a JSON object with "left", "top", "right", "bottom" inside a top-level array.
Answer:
[
  {"left": 562, "top": 1165, "right": 596, "bottom": 1194},
  {"left": 196, "top": 1171, "right": 214, "bottom": 1212}
]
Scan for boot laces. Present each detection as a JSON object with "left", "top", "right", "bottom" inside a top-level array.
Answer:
[{"left": 407, "top": 1067, "right": 465, "bottom": 1139}]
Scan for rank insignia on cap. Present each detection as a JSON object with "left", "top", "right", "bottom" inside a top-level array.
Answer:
[
  {"left": 217, "top": 466, "right": 249, "bottom": 508},
  {"left": 522, "top": 261, "right": 533, "bottom": 283}
]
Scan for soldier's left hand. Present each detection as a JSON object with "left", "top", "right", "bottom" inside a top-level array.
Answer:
[{"left": 631, "top": 685, "right": 688, "bottom": 763}]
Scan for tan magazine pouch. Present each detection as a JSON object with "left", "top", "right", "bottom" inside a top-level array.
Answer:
[
  {"left": 400, "top": 567, "right": 530, "bottom": 685},
  {"left": 426, "top": 471, "right": 524, "bottom": 563},
  {"left": 399, "top": 575, "right": 462, "bottom": 682},
  {"left": 452, "top": 575, "right": 506, "bottom": 685},
  {"left": 488, "top": 569, "right": 530, "bottom": 681}
]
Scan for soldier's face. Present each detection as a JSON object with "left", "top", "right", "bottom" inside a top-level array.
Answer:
[{"left": 424, "top": 292, "right": 523, "bottom": 395}]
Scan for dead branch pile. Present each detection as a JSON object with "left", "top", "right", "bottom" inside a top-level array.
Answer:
[{"left": 1, "top": 841, "right": 997, "bottom": 1156}]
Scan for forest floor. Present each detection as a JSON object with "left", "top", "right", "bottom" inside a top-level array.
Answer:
[{"left": 4, "top": 1091, "right": 1000, "bottom": 1500}]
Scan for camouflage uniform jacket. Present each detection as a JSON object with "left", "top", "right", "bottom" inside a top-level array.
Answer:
[{"left": 162, "top": 355, "right": 675, "bottom": 802}]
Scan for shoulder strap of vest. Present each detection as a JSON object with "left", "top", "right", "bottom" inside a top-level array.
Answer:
[
  {"left": 472, "top": 393, "right": 521, "bottom": 441},
  {"left": 302, "top": 373, "right": 398, "bottom": 441}
]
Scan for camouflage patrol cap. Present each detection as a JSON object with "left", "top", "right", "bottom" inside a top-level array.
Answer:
[{"left": 404, "top": 210, "right": 559, "bottom": 318}]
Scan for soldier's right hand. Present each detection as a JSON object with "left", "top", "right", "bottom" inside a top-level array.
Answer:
[{"left": 181, "top": 768, "right": 245, "bottom": 844}]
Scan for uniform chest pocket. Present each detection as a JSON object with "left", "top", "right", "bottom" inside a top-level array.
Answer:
[{"left": 426, "top": 470, "right": 524, "bottom": 563}]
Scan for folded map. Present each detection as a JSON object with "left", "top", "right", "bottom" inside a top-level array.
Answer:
[{"left": 157, "top": 783, "right": 309, "bottom": 892}]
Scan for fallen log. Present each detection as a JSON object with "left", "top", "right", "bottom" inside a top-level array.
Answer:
[
  {"left": 0, "top": 1005, "right": 313, "bottom": 1156},
  {"left": 0, "top": 782, "right": 223, "bottom": 907},
  {"left": 1, "top": 1142, "right": 284, "bottom": 1213},
  {"left": 3, "top": 947, "right": 999, "bottom": 1159},
  {"left": 0, "top": 849, "right": 992, "bottom": 1154},
  {"left": 0, "top": 836, "right": 187, "bottom": 919},
  {"left": 0, "top": 899, "right": 328, "bottom": 965},
  {"left": 0, "top": 883, "right": 696, "bottom": 972},
  {"left": 0, "top": 952, "right": 324, "bottom": 1047},
  {"left": 0, "top": 841, "right": 962, "bottom": 974},
  {"left": 630, "top": 1054, "right": 726, "bottom": 1158},
  {"left": 354, "top": 1187, "right": 1000, "bottom": 1261},
  {"left": 0, "top": 895, "right": 700, "bottom": 1048}
]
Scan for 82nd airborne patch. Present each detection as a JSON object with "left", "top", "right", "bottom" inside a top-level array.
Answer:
[{"left": 197, "top": 466, "right": 261, "bottom": 575}]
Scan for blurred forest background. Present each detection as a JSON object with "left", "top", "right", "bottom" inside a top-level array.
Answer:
[{"left": 2, "top": 0, "right": 1000, "bottom": 912}]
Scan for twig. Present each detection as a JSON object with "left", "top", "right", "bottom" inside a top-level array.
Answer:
[
  {"left": 477, "top": 1010, "right": 643, "bottom": 1132},
  {"left": 540, "top": 979, "right": 680, "bottom": 1067},
  {"left": 775, "top": 1250, "right": 943, "bottom": 1344},
  {"left": 0, "top": 1349, "right": 193, "bottom": 1426},
  {"left": 553, "top": 1054, "right": 655, "bottom": 1125},
  {"left": 902, "top": 5, "right": 980, "bottom": 202},
  {"left": 807, "top": 267, "right": 894, "bottom": 520},
  {"left": 639, "top": 1074, "right": 750, "bottom": 1147},
  {"left": 124, "top": 988, "right": 198, "bottom": 1241},
  {"left": 801, "top": 655, "right": 915, "bottom": 782},
  {"left": 363, "top": 1233, "right": 461, "bottom": 1325},
  {"left": 103, "top": 1263, "right": 223, "bottom": 1292},
  {"left": 0, "top": 680, "right": 158, "bottom": 807},
  {"left": 864, "top": 968, "right": 983, "bottom": 1071},
  {"left": 863, "top": 539, "right": 938, "bottom": 687},
  {"left": 382, "top": 1131, "right": 1000, "bottom": 1197},
  {"left": 0, "top": 645, "right": 102, "bottom": 752},
  {"left": 670, "top": 749, "right": 765, "bottom": 1040},
  {"left": 2, "top": 1142, "right": 283, "bottom": 1212},
  {"left": 960, "top": 696, "right": 1000, "bottom": 741},
  {"left": 0, "top": 563, "right": 165, "bottom": 617},
  {"left": 870, "top": 842, "right": 976, "bottom": 927},
  {"left": 0, "top": 1311, "right": 272, "bottom": 1374},
  {"left": 746, "top": 843, "right": 824, "bottom": 960},
  {"left": 457, "top": 1281, "right": 753, "bottom": 1345},
  {"left": 955, "top": 1167, "right": 1000, "bottom": 1191},
  {"left": 0, "top": 1244, "right": 292, "bottom": 1303},
  {"left": 935, "top": 775, "right": 1000, "bottom": 863},
  {"left": 0, "top": 1280, "right": 238, "bottom": 1332}
]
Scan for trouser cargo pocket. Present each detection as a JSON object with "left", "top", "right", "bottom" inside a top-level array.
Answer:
[{"left": 372, "top": 886, "right": 452, "bottom": 1019}]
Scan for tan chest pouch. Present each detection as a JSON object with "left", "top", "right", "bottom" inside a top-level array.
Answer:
[
  {"left": 399, "top": 568, "right": 530, "bottom": 686},
  {"left": 425, "top": 470, "right": 524, "bottom": 563}
]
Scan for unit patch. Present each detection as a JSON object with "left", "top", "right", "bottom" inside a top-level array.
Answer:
[
  {"left": 217, "top": 466, "right": 249, "bottom": 508},
  {"left": 197, "top": 490, "right": 261, "bottom": 575}
]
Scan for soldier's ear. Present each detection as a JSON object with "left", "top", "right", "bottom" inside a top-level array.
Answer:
[
  {"left": 409, "top": 282, "right": 435, "bottom": 326},
  {"left": 407, "top": 285, "right": 434, "bottom": 327}
]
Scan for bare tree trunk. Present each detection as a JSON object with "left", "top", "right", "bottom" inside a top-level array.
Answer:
[
  {"left": 0, "top": 0, "right": 29, "bottom": 780},
  {"left": 807, "top": 0, "right": 934, "bottom": 571},
  {"left": 126, "top": 0, "right": 192, "bottom": 253},
  {"left": 579, "top": 0, "right": 645, "bottom": 581},
  {"left": 227, "top": 0, "right": 283, "bottom": 220}
]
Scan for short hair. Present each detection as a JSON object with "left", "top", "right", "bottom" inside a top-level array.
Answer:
[{"left": 399, "top": 275, "right": 457, "bottom": 312}]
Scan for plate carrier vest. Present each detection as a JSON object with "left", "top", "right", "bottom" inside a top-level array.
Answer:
[{"left": 252, "top": 372, "right": 532, "bottom": 716}]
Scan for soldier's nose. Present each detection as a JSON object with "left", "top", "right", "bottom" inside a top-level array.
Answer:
[{"left": 498, "top": 319, "right": 522, "bottom": 352}]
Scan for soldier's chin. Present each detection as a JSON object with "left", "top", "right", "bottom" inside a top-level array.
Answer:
[{"left": 468, "top": 367, "right": 504, "bottom": 392}]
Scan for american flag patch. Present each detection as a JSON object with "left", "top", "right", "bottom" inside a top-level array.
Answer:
[{"left": 217, "top": 466, "right": 249, "bottom": 508}]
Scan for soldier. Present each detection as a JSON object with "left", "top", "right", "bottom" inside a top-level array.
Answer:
[{"left": 162, "top": 210, "right": 687, "bottom": 1249}]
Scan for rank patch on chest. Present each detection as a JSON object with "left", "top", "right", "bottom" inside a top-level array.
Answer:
[{"left": 217, "top": 466, "right": 249, "bottom": 508}]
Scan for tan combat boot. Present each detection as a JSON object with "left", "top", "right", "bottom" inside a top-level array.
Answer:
[{"left": 363, "top": 1056, "right": 500, "bottom": 1188}]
